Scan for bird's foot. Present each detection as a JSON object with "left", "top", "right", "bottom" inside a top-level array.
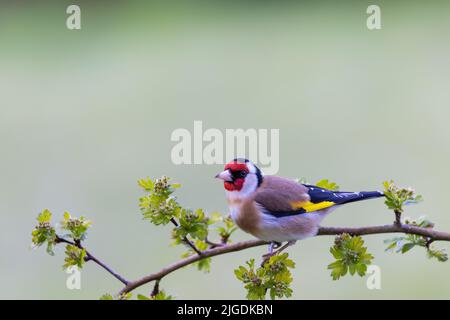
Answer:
[
  {"left": 261, "top": 241, "right": 296, "bottom": 266},
  {"left": 267, "top": 241, "right": 282, "bottom": 254}
]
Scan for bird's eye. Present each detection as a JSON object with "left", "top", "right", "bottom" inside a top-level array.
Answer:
[{"left": 234, "top": 170, "right": 247, "bottom": 179}]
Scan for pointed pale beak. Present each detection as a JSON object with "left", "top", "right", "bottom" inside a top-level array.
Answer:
[{"left": 215, "top": 170, "right": 233, "bottom": 182}]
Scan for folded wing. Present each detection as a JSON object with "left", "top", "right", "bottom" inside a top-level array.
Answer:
[{"left": 254, "top": 177, "right": 383, "bottom": 218}]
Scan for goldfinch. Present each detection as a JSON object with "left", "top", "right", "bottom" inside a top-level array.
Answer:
[{"left": 215, "top": 158, "right": 384, "bottom": 255}]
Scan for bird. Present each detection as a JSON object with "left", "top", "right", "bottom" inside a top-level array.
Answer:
[{"left": 215, "top": 158, "right": 384, "bottom": 258}]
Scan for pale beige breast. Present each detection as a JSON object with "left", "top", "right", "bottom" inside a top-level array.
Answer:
[{"left": 228, "top": 196, "right": 262, "bottom": 235}]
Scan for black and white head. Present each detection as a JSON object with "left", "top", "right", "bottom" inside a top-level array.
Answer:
[{"left": 215, "top": 158, "right": 263, "bottom": 199}]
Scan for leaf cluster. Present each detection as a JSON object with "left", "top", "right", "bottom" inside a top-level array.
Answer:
[
  {"left": 328, "top": 234, "right": 373, "bottom": 280},
  {"left": 383, "top": 180, "right": 422, "bottom": 213},
  {"left": 234, "top": 253, "right": 295, "bottom": 300},
  {"left": 31, "top": 209, "right": 92, "bottom": 269},
  {"left": 31, "top": 209, "right": 57, "bottom": 255},
  {"left": 172, "top": 209, "right": 209, "bottom": 243},
  {"left": 61, "top": 212, "right": 91, "bottom": 241},
  {"left": 384, "top": 216, "right": 447, "bottom": 262},
  {"left": 100, "top": 291, "right": 173, "bottom": 300},
  {"left": 139, "top": 176, "right": 181, "bottom": 225},
  {"left": 63, "top": 245, "right": 87, "bottom": 270}
]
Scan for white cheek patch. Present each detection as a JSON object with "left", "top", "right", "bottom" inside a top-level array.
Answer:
[
  {"left": 241, "top": 174, "right": 258, "bottom": 195},
  {"left": 246, "top": 162, "right": 257, "bottom": 174}
]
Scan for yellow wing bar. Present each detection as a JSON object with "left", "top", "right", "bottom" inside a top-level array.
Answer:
[{"left": 291, "top": 200, "right": 336, "bottom": 213}]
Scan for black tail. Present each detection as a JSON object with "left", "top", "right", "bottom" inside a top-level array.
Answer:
[
  {"left": 333, "top": 191, "right": 385, "bottom": 205},
  {"left": 304, "top": 184, "right": 385, "bottom": 206}
]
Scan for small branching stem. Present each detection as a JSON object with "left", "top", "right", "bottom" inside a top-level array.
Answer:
[
  {"left": 205, "top": 238, "right": 225, "bottom": 248},
  {"left": 55, "top": 236, "right": 129, "bottom": 285},
  {"left": 151, "top": 280, "right": 160, "bottom": 297},
  {"left": 394, "top": 210, "right": 402, "bottom": 226},
  {"left": 169, "top": 218, "right": 203, "bottom": 255}
]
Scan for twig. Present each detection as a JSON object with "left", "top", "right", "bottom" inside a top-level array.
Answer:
[
  {"left": 170, "top": 218, "right": 203, "bottom": 255},
  {"left": 118, "top": 238, "right": 267, "bottom": 295},
  {"left": 55, "top": 236, "right": 129, "bottom": 285},
  {"left": 394, "top": 210, "right": 402, "bottom": 226},
  {"left": 205, "top": 238, "right": 225, "bottom": 248},
  {"left": 150, "top": 280, "right": 160, "bottom": 297},
  {"left": 317, "top": 224, "right": 450, "bottom": 240}
]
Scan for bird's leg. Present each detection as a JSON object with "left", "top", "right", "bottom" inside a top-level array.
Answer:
[
  {"left": 261, "top": 241, "right": 290, "bottom": 266},
  {"left": 267, "top": 241, "right": 281, "bottom": 255},
  {"left": 261, "top": 242, "right": 281, "bottom": 264},
  {"left": 268, "top": 242, "right": 275, "bottom": 255}
]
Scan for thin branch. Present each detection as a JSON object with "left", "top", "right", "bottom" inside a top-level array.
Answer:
[
  {"left": 205, "top": 237, "right": 225, "bottom": 248},
  {"left": 170, "top": 218, "right": 203, "bottom": 255},
  {"left": 118, "top": 238, "right": 268, "bottom": 294},
  {"left": 56, "top": 236, "right": 129, "bottom": 285},
  {"left": 394, "top": 210, "right": 402, "bottom": 226},
  {"left": 150, "top": 280, "right": 160, "bottom": 297},
  {"left": 317, "top": 224, "right": 450, "bottom": 240},
  {"left": 118, "top": 223, "right": 450, "bottom": 295},
  {"left": 83, "top": 250, "right": 129, "bottom": 285}
]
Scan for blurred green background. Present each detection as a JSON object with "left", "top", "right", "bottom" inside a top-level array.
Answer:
[{"left": 1, "top": 0, "right": 450, "bottom": 299}]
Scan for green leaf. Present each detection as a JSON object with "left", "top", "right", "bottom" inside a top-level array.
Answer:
[
  {"left": 138, "top": 177, "right": 154, "bottom": 191},
  {"left": 427, "top": 246, "right": 448, "bottom": 262},
  {"left": 328, "top": 234, "right": 373, "bottom": 280},
  {"left": 214, "top": 215, "right": 237, "bottom": 244},
  {"left": 315, "top": 179, "right": 340, "bottom": 191},
  {"left": 401, "top": 243, "right": 415, "bottom": 253},
  {"left": 150, "top": 290, "right": 173, "bottom": 300},
  {"left": 119, "top": 292, "right": 132, "bottom": 300},
  {"left": 37, "top": 209, "right": 52, "bottom": 223},
  {"left": 385, "top": 241, "right": 399, "bottom": 252},
  {"left": 328, "top": 261, "right": 347, "bottom": 280},
  {"left": 100, "top": 293, "right": 114, "bottom": 300},
  {"left": 356, "top": 263, "right": 367, "bottom": 276},
  {"left": 207, "top": 212, "right": 223, "bottom": 225}
]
